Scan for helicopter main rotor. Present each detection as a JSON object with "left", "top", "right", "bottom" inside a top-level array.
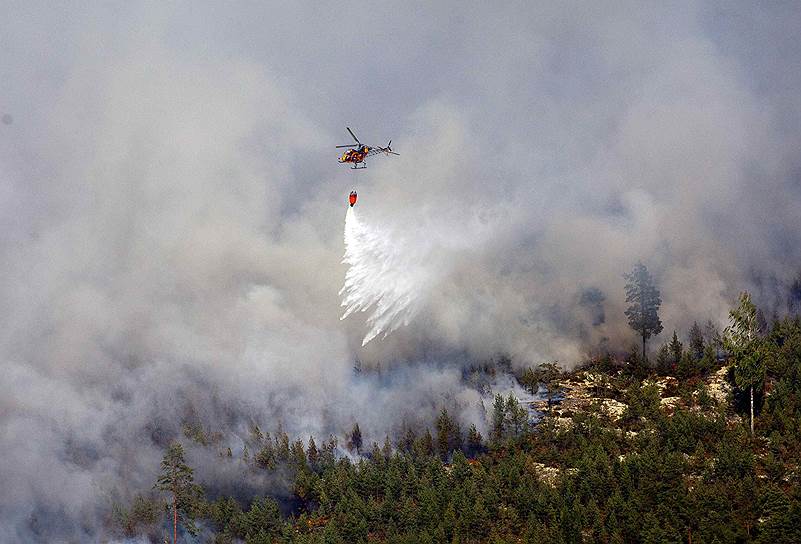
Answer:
[{"left": 336, "top": 127, "right": 362, "bottom": 148}]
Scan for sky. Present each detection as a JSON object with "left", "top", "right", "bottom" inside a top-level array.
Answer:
[{"left": 2, "top": 1, "right": 801, "bottom": 540}]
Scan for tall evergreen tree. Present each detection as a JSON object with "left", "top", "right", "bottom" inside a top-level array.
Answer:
[
  {"left": 624, "top": 262, "right": 664, "bottom": 360},
  {"left": 415, "top": 429, "right": 434, "bottom": 457},
  {"left": 306, "top": 436, "right": 319, "bottom": 469},
  {"left": 154, "top": 442, "right": 198, "bottom": 544},
  {"left": 466, "top": 424, "right": 484, "bottom": 457},
  {"left": 688, "top": 321, "right": 705, "bottom": 360},
  {"left": 436, "top": 409, "right": 462, "bottom": 460},
  {"left": 724, "top": 291, "right": 766, "bottom": 437},
  {"left": 491, "top": 394, "right": 507, "bottom": 443},
  {"left": 504, "top": 394, "right": 525, "bottom": 437},
  {"left": 348, "top": 423, "right": 363, "bottom": 455},
  {"left": 668, "top": 331, "right": 683, "bottom": 367}
]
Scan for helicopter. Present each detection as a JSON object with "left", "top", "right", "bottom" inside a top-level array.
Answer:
[{"left": 336, "top": 127, "right": 398, "bottom": 169}]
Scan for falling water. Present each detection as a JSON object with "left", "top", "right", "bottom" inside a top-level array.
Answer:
[{"left": 340, "top": 206, "right": 430, "bottom": 346}]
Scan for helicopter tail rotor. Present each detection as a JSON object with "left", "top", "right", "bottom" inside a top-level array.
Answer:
[{"left": 383, "top": 140, "right": 399, "bottom": 155}]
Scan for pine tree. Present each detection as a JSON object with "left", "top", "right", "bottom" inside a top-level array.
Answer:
[
  {"left": 290, "top": 439, "right": 307, "bottom": 468},
  {"left": 627, "top": 344, "right": 647, "bottom": 380},
  {"left": 466, "top": 424, "right": 484, "bottom": 457},
  {"left": 677, "top": 352, "right": 695, "bottom": 380},
  {"left": 655, "top": 342, "right": 671, "bottom": 374},
  {"left": 399, "top": 426, "right": 417, "bottom": 453},
  {"left": 307, "top": 436, "right": 319, "bottom": 469},
  {"left": 370, "top": 442, "right": 383, "bottom": 466},
  {"left": 624, "top": 262, "right": 663, "bottom": 360},
  {"left": 241, "top": 497, "right": 282, "bottom": 540},
  {"left": 668, "top": 331, "right": 683, "bottom": 365},
  {"left": 275, "top": 429, "right": 290, "bottom": 462},
  {"left": 520, "top": 367, "right": 540, "bottom": 396},
  {"left": 491, "top": 394, "right": 506, "bottom": 443},
  {"left": 255, "top": 440, "right": 275, "bottom": 470},
  {"left": 382, "top": 435, "right": 393, "bottom": 460},
  {"left": 436, "top": 409, "right": 452, "bottom": 460},
  {"left": 436, "top": 409, "right": 462, "bottom": 460},
  {"left": 154, "top": 442, "right": 198, "bottom": 544},
  {"left": 699, "top": 342, "right": 717, "bottom": 375},
  {"left": 348, "top": 423, "right": 363, "bottom": 455},
  {"left": 320, "top": 434, "right": 338, "bottom": 469},
  {"left": 415, "top": 429, "right": 434, "bottom": 458},
  {"left": 536, "top": 362, "right": 561, "bottom": 416},
  {"left": 688, "top": 321, "right": 705, "bottom": 360},
  {"left": 505, "top": 393, "right": 528, "bottom": 436}
]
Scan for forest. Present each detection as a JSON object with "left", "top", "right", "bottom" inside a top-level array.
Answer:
[{"left": 114, "top": 282, "right": 801, "bottom": 543}]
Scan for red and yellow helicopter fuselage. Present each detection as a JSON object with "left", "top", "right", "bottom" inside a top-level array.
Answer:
[{"left": 339, "top": 145, "right": 371, "bottom": 166}]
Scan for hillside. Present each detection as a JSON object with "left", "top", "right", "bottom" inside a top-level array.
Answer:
[{"left": 115, "top": 314, "right": 801, "bottom": 543}]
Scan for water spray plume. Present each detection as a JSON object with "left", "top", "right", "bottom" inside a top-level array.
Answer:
[{"left": 340, "top": 207, "right": 430, "bottom": 345}]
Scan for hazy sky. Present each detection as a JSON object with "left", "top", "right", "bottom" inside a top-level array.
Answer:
[{"left": 2, "top": 2, "right": 801, "bottom": 540}]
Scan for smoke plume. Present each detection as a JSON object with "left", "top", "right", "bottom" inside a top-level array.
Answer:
[{"left": 2, "top": 1, "right": 801, "bottom": 540}]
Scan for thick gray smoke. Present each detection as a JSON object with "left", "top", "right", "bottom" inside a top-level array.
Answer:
[{"left": 2, "top": 1, "right": 801, "bottom": 539}]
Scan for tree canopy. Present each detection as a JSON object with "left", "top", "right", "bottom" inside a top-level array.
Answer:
[
  {"left": 724, "top": 291, "right": 767, "bottom": 436},
  {"left": 624, "top": 262, "right": 664, "bottom": 359}
]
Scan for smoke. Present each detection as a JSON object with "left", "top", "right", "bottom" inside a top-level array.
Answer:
[{"left": 2, "top": 1, "right": 801, "bottom": 540}]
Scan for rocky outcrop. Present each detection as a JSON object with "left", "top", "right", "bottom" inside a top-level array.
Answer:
[
  {"left": 706, "top": 366, "right": 732, "bottom": 403},
  {"left": 529, "top": 364, "right": 732, "bottom": 425}
]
